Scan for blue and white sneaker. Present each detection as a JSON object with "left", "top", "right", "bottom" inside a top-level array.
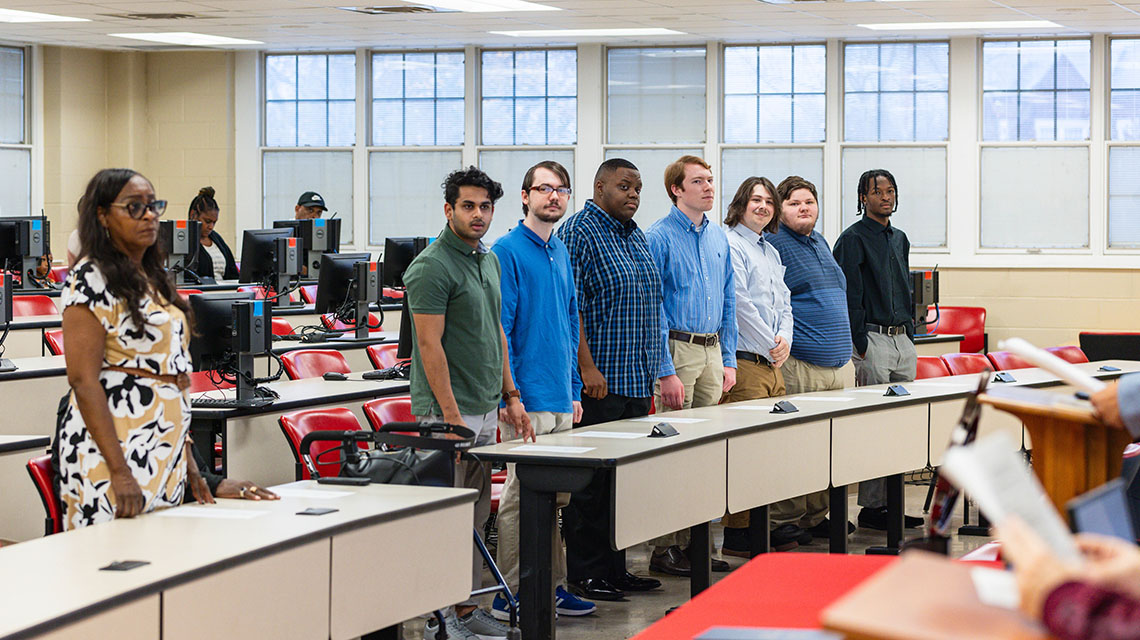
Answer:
[
  {"left": 555, "top": 585, "right": 596, "bottom": 617},
  {"left": 490, "top": 593, "right": 515, "bottom": 622}
]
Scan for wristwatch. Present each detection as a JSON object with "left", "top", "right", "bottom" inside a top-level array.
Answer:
[{"left": 502, "top": 389, "right": 522, "bottom": 404}]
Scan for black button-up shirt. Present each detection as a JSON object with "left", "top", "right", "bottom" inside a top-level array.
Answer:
[{"left": 833, "top": 215, "right": 913, "bottom": 356}]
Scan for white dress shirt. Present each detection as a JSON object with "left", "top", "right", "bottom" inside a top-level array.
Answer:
[{"left": 727, "top": 224, "right": 794, "bottom": 358}]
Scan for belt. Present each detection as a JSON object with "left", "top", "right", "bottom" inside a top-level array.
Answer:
[
  {"left": 735, "top": 350, "right": 771, "bottom": 366},
  {"left": 866, "top": 323, "right": 908, "bottom": 337},
  {"left": 105, "top": 366, "right": 191, "bottom": 391},
  {"left": 669, "top": 330, "right": 718, "bottom": 347}
]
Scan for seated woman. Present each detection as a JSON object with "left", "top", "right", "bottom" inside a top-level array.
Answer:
[
  {"left": 188, "top": 186, "right": 238, "bottom": 283},
  {"left": 58, "top": 168, "right": 212, "bottom": 529}
]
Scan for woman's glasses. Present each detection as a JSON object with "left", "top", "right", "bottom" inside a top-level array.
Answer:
[{"left": 110, "top": 200, "right": 167, "bottom": 219}]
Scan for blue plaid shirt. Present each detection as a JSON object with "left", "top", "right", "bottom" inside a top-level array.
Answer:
[{"left": 557, "top": 200, "right": 663, "bottom": 398}]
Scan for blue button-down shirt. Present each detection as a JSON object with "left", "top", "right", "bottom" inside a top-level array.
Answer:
[
  {"left": 645, "top": 206, "right": 737, "bottom": 375},
  {"left": 727, "top": 224, "right": 794, "bottom": 358},
  {"left": 557, "top": 200, "right": 663, "bottom": 398},
  {"left": 1118, "top": 374, "right": 1140, "bottom": 440},
  {"left": 766, "top": 221, "right": 852, "bottom": 368},
  {"left": 492, "top": 222, "right": 582, "bottom": 414}
]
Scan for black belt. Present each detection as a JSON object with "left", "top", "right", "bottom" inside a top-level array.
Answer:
[
  {"left": 735, "top": 350, "right": 771, "bottom": 366},
  {"left": 669, "top": 330, "right": 718, "bottom": 347},
  {"left": 866, "top": 323, "right": 907, "bottom": 337}
]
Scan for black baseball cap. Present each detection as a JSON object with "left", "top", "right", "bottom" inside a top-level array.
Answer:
[{"left": 297, "top": 191, "right": 327, "bottom": 210}]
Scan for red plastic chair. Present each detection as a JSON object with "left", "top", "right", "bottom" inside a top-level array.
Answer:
[
  {"left": 43, "top": 329, "right": 65, "bottom": 356},
  {"left": 299, "top": 285, "right": 318, "bottom": 304},
  {"left": 278, "top": 407, "right": 369, "bottom": 480},
  {"left": 940, "top": 353, "right": 991, "bottom": 376},
  {"left": 1045, "top": 345, "right": 1089, "bottom": 364},
  {"left": 382, "top": 287, "right": 405, "bottom": 299},
  {"left": 177, "top": 288, "right": 203, "bottom": 300},
  {"left": 12, "top": 295, "right": 57, "bottom": 317},
  {"left": 48, "top": 266, "right": 69, "bottom": 284},
  {"left": 926, "top": 306, "right": 987, "bottom": 353},
  {"left": 280, "top": 349, "right": 351, "bottom": 380},
  {"left": 361, "top": 396, "right": 414, "bottom": 430},
  {"left": 986, "top": 351, "right": 1032, "bottom": 371},
  {"left": 188, "top": 371, "right": 235, "bottom": 393},
  {"left": 271, "top": 318, "right": 294, "bottom": 336},
  {"left": 916, "top": 356, "right": 952, "bottom": 380},
  {"left": 320, "top": 313, "right": 383, "bottom": 333},
  {"left": 26, "top": 455, "right": 61, "bottom": 535},
  {"left": 366, "top": 343, "right": 406, "bottom": 370}
]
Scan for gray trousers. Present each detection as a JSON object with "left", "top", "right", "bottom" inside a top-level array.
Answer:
[{"left": 853, "top": 331, "right": 917, "bottom": 508}]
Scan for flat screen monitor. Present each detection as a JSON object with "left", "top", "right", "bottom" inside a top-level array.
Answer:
[
  {"left": 315, "top": 252, "right": 372, "bottom": 315},
  {"left": 189, "top": 291, "right": 255, "bottom": 372},
  {"left": 273, "top": 219, "right": 341, "bottom": 256},
  {"left": 383, "top": 237, "right": 429, "bottom": 288},
  {"left": 238, "top": 228, "right": 295, "bottom": 284},
  {"left": 0, "top": 217, "right": 50, "bottom": 264}
]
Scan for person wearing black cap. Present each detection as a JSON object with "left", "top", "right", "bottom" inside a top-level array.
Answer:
[{"left": 295, "top": 191, "right": 327, "bottom": 220}]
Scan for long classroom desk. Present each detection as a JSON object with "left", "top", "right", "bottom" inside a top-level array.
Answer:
[
  {"left": 0, "top": 481, "right": 475, "bottom": 640},
  {"left": 469, "top": 359, "right": 1140, "bottom": 640},
  {"left": 0, "top": 436, "right": 51, "bottom": 543}
]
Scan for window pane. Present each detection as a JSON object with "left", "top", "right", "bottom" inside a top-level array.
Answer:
[
  {"left": 264, "top": 151, "right": 353, "bottom": 243},
  {"left": 515, "top": 97, "right": 546, "bottom": 141},
  {"left": 915, "top": 93, "right": 948, "bottom": 142},
  {"left": 795, "top": 46, "right": 826, "bottom": 93},
  {"left": 297, "top": 56, "right": 327, "bottom": 100},
  {"left": 482, "top": 97, "right": 514, "bottom": 145},
  {"left": 1111, "top": 91, "right": 1140, "bottom": 140},
  {"left": 982, "top": 92, "right": 1018, "bottom": 142},
  {"left": 266, "top": 55, "right": 296, "bottom": 100},
  {"left": 369, "top": 151, "right": 462, "bottom": 244},
  {"left": 1057, "top": 92, "right": 1090, "bottom": 141},
  {"left": 405, "top": 100, "right": 435, "bottom": 146},
  {"left": 841, "top": 147, "right": 947, "bottom": 248},
  {"left": 793, "top": 94, "right": 825, "bottom": 143},
  {"left": 982, "top": 40, "right": 1089, "bottom": 142},
  {"left": 845, "top": 45, "right": 879, "bottom": 92},
  {"left": 723, "top": 46, "right": 757, "bottom": 95},
  {"left": 372, "top": 100, "right": 403, "bottom": 146},
  {"left": 372, "top": 51, "right": 464, "bottom": 146},
  {"left": 603, "top": 148, "right": 703, "bottom": 228},
  {"left": 879, "top": 93, "right": 915, "bottom": 142},
  {"left": 983, "top": 42, "right": 1018, "bottom": 91},
  {"left": 879, "top": 44, "right": 915, "bottom": 92},
  {"left": 265, "top": 102, "right": 297, "bottom": 147},
  {"left": 608, "top": 47, "right": 705, "bottom": 144},
  {"left": 720, "top": 147, "right": 824, "bottom": 230},
  {"left": 844, "top": 42, "right": 947, "bottom": 142},
  {"left": 0, "top": 48, "right": 23, "bottom": 144},
  {"left": 1019, "top": 42, "right": 1055, "bottom": 90},
  {"left": 405, "top": 53, "right": 436, "bottom": 99},
  {"left": 844, "top": 92, "right": 878, "bottom": 142},
  {"left": 1019, "top": 91, "right": 1055, "bottom": 140},
  {"left": 328, "top": 55, "right": 355, "bottom": 100},
  {"left": 477, "top": 149, "right": 575, "bottom": 244},
  {"left": 756, "top": 94, "right": 790, "bottom": 143},
  {"left": 0, "top": 148, "right": 31, "bottom": 217},
  {"left": 1057, "top": 41, "right": 1090, "bottom": 90},
  {"left": 723, "top": 95, "right": 757, "bottom": 144},
  {"left": 482, "top": 51, "right": 514, "bottom": 97},
  {"left": 980, "top": 146, "right": 1088, "bottom": 249},
  {"left": 297, "top": 101, "right": 327, "bottom": 147},
  {"left": 723, "top": 45, "right": 825, "bottom": 144},
  {"left": 1109, "top": 147, "right": 1140, "bottom": 248},
  {"left": 437, "top": 99, "right": 465, "bottom": 146},
  {"left": 437, "top": 53, "right": 465, "bottom": 99},
  {"left": 1111, "top": 40, "right": 1140, "bottom": 141},
  {"left": 915, "top": 43, "right": 949, "bottom": 91},
  {"left": 756, "top": 46, "right": 791, "bottom": 94},
  {"left": 1112, "top": 40, "right": 1140, "bottom": 89},
  {"left": 328, "top": 101, "right": 354, "bottom": 147},
  {"left": 480, "top": 49, "right": 577, "bottom": 146},
  {"left": 515, "top": 50, "right": 547, "bottom": 96},
  {"left": 549, "top": 49, "right": 576, "bottom": 96},
  {"left": 373, "top": 54, "right": 404, "bottom": 99},
  {"left": 547, "top": 97, "right": 576, "bottom": 145}
]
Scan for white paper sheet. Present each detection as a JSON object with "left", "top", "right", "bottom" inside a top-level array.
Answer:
[
  {"left": 156, "top": 507, "right": 267, "bottom": 520},
  {"left": 726, "top": 405, "right": 775, "bottom": 412},
  {"left": 269, "top": 488, "right": 353, "bottom": 500},
  {"left": 788, "top": 396, "right": 855, "bottom": 403},
  {"left": 630, "top": 417, "right": 708, "bottom": 424},
  {"left": 970, "top": 567, "right": 1020, "bottom": 610},
  {"left": 510, "top": 444, "right": 596, "bottom": 454},
  {"left": 575, "top": 431, "right": 646, "bottom": 439},
  {"left": 848, "top": 389, "right": 889, "bottom": 394}
]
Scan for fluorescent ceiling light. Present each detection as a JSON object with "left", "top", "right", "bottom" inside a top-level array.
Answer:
[
  {"left": 0, "top": 8, "right": 88, "bottom": 22},
  {"left": 407, "top": 0, "right": 558, "bottom": 11},
  {"left": 108, "top": 32, "right": 263, "bottom": 46},
  {"left": 859, "top": 20, "right": 1062, "bottom": 31},
  {"left": 491, "top": 27, "right": 684, "bottom": 37}
]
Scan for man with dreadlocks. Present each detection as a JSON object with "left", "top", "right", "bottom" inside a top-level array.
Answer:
[{"left": 833, "top": 168, "right": 923, "bottom": 533}]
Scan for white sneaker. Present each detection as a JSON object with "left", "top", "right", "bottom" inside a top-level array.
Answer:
[
  {"left": 424, "top": 609, "right": 478, "bottom": 640},
  {"left": 459, "top": 608, "right": 510, "bottom": 639}
]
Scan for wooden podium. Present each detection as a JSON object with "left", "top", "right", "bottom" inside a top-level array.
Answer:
[{"left": 978, "top": 385, "right": 1133, "bottom": 518}]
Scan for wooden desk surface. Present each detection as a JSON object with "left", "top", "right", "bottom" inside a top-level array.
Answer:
[{"left": 0, "top": 481, "right": 476, "bottom": 640}]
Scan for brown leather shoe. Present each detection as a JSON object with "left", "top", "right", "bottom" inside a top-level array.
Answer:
[{"left": 649, "top": 545, "right": 690, "bottom": 576}]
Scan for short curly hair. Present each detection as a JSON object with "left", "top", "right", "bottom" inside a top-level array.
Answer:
[{"left": 443, "top": 166, "right": 504, "bottom": 208}]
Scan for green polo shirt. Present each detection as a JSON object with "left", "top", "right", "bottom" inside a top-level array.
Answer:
[{"left": 404, "top": 224, "right": 503, "bottom": 417}]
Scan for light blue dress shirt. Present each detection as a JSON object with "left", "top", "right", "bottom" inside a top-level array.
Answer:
[
  {"left": 645, "top": 205, "right": 738, "bottom": 376},
  {"left": 726, "top": 224, "right": 794, "bottom": 359}
]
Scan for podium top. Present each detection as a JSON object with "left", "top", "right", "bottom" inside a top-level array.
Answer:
[{"left": 978, "top": 385, "right": 1098, "bottom": 425}]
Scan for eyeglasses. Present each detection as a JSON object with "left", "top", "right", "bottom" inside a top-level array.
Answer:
[
  {"left": 110, "top": 200, "right": 167, "bottom": 219},
  {"left": 529, "top": 185, "right": 572, "bottom": 197}
]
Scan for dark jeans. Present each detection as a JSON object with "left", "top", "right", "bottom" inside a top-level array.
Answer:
[{"left": 563, "top": 393, "right": 652, "bottom": 582}]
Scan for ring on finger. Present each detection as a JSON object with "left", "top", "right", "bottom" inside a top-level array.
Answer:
[{"left": 239, "top": 486, "right": 247, "bottom": 498}]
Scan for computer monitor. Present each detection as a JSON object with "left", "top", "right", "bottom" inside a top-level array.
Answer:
[
  {"left": 273, "top": 218, "right": 342, "bottom": 279},
  {"left": 911, "top": 269, "right": 939, "bottom": 331},
  {"left": 383, "top": 237, "right": 429, "bottom": 289},
  {"left": 315, "top": 252, "right": 379, "bottom": 339},
  {"left": 159, "top": 220, "right": 201, "bottom": 285},
  {"left": 189, "top": 291, "right": 256, "bottom": 372},
  {"left": 239, "top": 228, "right": 297, "bottom": 284},
  {"left": 0, "top": 273, "right": 14, "bottom": 372},
  {"left": 0, "top": 217, "right": 50, "bottom": 290}
]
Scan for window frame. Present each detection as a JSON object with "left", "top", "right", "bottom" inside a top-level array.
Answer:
[
  {"left": 0, "top": 44, "right": 32, "bottom": 219},
  {"left": 721, "top": 42, "right": 828, "bottom": 145},
  {"left": 370, "top": 48, "right": 467, "bottom": 148},
  {"left": 261, "top": 51, "right": 357, "bottom": 149},
  {"left": 478, "top": 46, "right": 577, "bottom": 147}
]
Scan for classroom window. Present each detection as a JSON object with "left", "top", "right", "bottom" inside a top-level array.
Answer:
[
  {"left": 840, "top": 148, "right": 947, "bottom": 248},
  {"left": 1108, "top": 148, "right": 1140, "bottom": 248},
  {"left": 368, "top": 151, "right": 462, "bottom": 244},
  {"left": 607, "top": 47, "right": 706, "bottom": 145},
  {"left": 264, "top": 54, "right": 355, "bottom": 147},
  {"left": 719, "top": 148, "right": 823, "bottom": 229},
  {"left": 1111, "top": 39, "right": 1140, "bottom": 141},
  {"left": 0, "top": 46, "right": 28, "bottom": 218},
  {"left": 263, "top": 151, "right": 354, "bottom": 243},
  {"left": 980, "top": 146, "right": 1088, "bottom": 249},
  {"left": 844, "top": 42, "right": 948, "bottom": 142},
  {"left": 982, "top": 40, "right": 1090, "bottom": 142},
  {"left": 372, "top": 51, "right": 464, "bottom": 146},
  {"left": 481, "top": 49, "right": 576, "bottom": 146},
  {"left": 0, "top": 46, "right": 24, "bottom": 145},
  {"left": 724, "top": 44, "right": 825, "bottom": 144}
]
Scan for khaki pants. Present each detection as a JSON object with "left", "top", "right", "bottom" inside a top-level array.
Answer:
[
  {"left": 496, "top": 411, "right": 573, "bottom": 591},
  {"left": 854, "top": 332, "right": 917, "bottom": 508},
  {"left": 768, "top": 356, "right": 855, "bottom": 528},
  {"left": 650, "top": 338, "right": 724, "bottom": 550},
  {"left": 720, "top": 358, "right": 786, "bottom": 529}
]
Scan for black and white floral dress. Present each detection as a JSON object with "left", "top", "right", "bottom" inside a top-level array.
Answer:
[{"left": 57, "top": 259, "right": 193, "bottom": 530}]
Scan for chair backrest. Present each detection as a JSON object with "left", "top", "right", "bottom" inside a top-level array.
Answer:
[
  {"left": 1079, "top": 332, "right": 1140, "bottom": 363},
  {"left": 271, "top": 317, "right": 294, "bottom": 336},
  {"left": 280, "top": 348, "right": 352, "bottom": 380},
  {"left": 986, "top": 351, "right": 1032, "bottom": 371},
  {"left": 299, "top": 285, "right": 318, "bottom": 304},
  {"left": 362, "top": 396, "right": 414, "bottom": 430},
  {"left": 320, "top": 313, "right": 383, "bottom": 333},
  {"left": 366, "top": 343, "right": 403, "bottom": 369},
  {"left": 928, "top": 306, "right": 987, "bottom": 353},
  {"left": 382, "top": 287, "right": 404, "bottom": 299},
  {"left": 177, "top": 288, "right": 203, "bottom": 300},
  {"left": 48, "top": 266, "right": 69, "bottom": 284},
  {"left": 236, "top": 285, "right": 270, "bottom": 300},
  {"left": 26, "top": 454, "right": 61, "bottom": 535},
  {"left": 43, "top": 329, "right": 65, "bottom": 356},
  {"left": 1045, "top": 345, "right": 1089, "bottom": 364},
  {"left": 278, "top": 407, "right": 367, "bottom": 480},
  {"left": 916, "top": 355, "right": 952, "bottom": 380},
  {"left": 12, "top": 295, "right": 57, "bottom": 317},
  {"left": 188, "top": 370, "right": 235, "bottom": 393},
  {"left": 940, "top": 352, "right": 991, "bottom": 376}
]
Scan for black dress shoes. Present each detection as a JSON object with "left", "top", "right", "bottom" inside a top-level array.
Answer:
[
  {"left": 612, "top": 571, "right": 662, "bottom": 592},
  {"left": 566, "top": 578, "right": 625, "bottom": 602},
  {"left": 682, "top": 545, "right": 731, "bottom": 572},
  {"left": 857, "top": 506, "right": 925, "bottom": 531},
  {"left": 806, "top": 517, "right": 856, "bottom": 539},
  {"left": 649, "top": 545, "right": 690, "bottom": 576}
]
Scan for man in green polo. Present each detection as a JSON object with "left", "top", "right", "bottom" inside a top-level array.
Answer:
[{"left": 404, "top": 165, "right": 533, "bottom": 640}]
